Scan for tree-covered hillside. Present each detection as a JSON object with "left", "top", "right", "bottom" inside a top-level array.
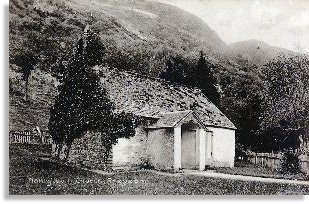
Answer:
[{"left": 9, "top": 0, "right": 309, "bottom": 154}]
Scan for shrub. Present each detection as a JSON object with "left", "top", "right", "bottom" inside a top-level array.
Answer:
[
  {"left": 140, "top": 158, "right": 155, "bottom": 170},
  {"left": 280, "top": 150, "right": 300, "bottom": 174}
]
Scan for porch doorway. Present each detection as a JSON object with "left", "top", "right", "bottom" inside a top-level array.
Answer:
[{"left": 181, "top": 123, "right": 199, "bottom": 169}]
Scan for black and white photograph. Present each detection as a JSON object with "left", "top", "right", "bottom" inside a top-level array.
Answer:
[{"left": 7, "top": 0, "right": 309, "bottom": 195}]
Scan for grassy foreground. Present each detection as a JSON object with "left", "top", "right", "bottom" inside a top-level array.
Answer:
[
  {"left": 9, "top": 144, "right": 309, "bottom": 195},
  {"left": 215, "top": 161, "right": 309, "bottom": 181}
]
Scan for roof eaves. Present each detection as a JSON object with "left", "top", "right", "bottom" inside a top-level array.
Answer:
[
  {"left": 191, "top": 111, "right": 211, "bottom": 132},
  {"left": 138, "top": 114, "right": 161, "bottom": 119},
  {"left": 205, "top": 124, "right": 237, "bottom": 130},
  {"left": 173, "top": 110, "right": 193, "bottom": 127},
  {"left": 145, "top": 125, "right": 174, "bottom": 129}
]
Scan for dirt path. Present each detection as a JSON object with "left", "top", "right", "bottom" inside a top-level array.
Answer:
[
  {"left": 84, "top": 168, "right": 309, "bottom": 186},
  {"left": 181, "top": 170, "right": 309, "bottom": 185}
]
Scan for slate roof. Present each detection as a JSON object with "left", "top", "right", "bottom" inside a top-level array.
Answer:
[
  {"left": 147, "top": 110, "right": 212, "bottom": 130},
  {"left": 148, "top": 110, "right": 192, "bottom": 128},
  {"left": 97, "top": 66, "right": 236, "bottom": 129}
]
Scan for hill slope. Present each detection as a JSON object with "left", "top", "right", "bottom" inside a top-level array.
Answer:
[
  {"left": 10, "top": 0, "right": 229, "bottom": 75},
  {"left": 9, "top": 0, "right": 238, "bottom": 130},
  {"left": 228, "top": 40, "right": 293, "bottom": 66},
  {"left": 7, "top": 0, "right": 283, "bottom": 138}
]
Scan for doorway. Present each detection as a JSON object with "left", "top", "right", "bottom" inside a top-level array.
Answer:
[{"left": 181, "top": 123, "right": 199, "bottom": 169}]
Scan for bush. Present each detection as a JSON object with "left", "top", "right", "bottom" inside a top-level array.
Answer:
[
  {"left": 280, "top": 150, "right": 300, "bottom": 174},
  {"left": 139, "top": 158, "right": 155, "bottom": 170}
]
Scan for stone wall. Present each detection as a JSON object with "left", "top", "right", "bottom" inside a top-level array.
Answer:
[
  {"left": 147, "top": 128, "right": 174, "bottom": 170},
  {"left": 67, "top": 132, "right": 109, "bottom": 170}
]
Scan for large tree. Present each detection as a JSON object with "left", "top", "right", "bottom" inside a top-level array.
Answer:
[
  {"left": 11, "top": 52, "right": 38, "bottom": 95},
  {"left": 49, "top": 27, "right": 137, "bottom": 161},
  {"left": 191, "top": 51, "right": 220, "bottom": 106},
  {"left": 160, "top": 55, "right": 190, "bottom": 84},
  {"left": 161, "top": 52, "right": 220, "bottom": 106},
  {"left": 49, "top": 35, "right": 113, "bottom": 159},
  {"left": 260, "top": 54, "right": 309, "bottom": 152}
]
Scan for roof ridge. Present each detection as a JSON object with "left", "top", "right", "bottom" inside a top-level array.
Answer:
[{"left": 101, "top": 65, "right": 203, "bottom": 93}]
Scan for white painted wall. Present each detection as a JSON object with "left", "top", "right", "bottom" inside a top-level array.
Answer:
[
  {"left": 173, "top": 127, "right": 181, "bottom": 170},
  {"left": 147, "top": 128, "right": 174, "bottom": 170},
  {"left": 112, "top": 126, "right": 147, "bottom": 168},
  {"left": 198, "top": 128, "right": 206, "bottom": 170},
  {"left": 112, "top": 125, "right": 235, "bottom": 170},
  {"left": 207, "top": 127, "right": 235, "bottom": 167},
  {"left": 205, "top": 131, "right": 213, "bottom": 163}
]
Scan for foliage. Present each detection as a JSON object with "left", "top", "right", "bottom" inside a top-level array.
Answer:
[
  {"left": 139, "top": 158, "right": 155, "bottom": 170},
  {"left": 82, "top": 28, "right": 106, "bottom": 67},
  {"left": 235, "top": 143, "right": 248, "bottom": 159},
  {"left": 49, "top": 28, "right": 136, "bottom": 161},
  {"left": 224, "top": 54, "right": 309, "bottom": 153},
  {"left": 10, "top": 0, "right": 309, "bottom": 156},
  {"left": 262, "top": 55, "right": 309, "bottom": 131},
  {"left": 237, "top": 94, "right": 263, "bottom": 151},
  {"left": 49, "top": 27, "right": 138, "bottom": 160},
  {"left": 160, "top": 55, "right": 192, "bottom": 83},
  {"left": 255, "top": 126, "right": 302, "bottom": 152},
  {"left": 11, "top": 52, "right": 38, "bottom": 92},
  {"left": 161, "top": 51, "right": 220, "bottom": 106},
  {"left": 49, "top": 60, "right": 114, "bottom": 160},
  {"left": 260, "top": 54, "right": 309, "bottom": 152},
  {"left": 280, "top": 150, "right": 301, "bottom": 174},
  {"left": 190, "top": 51, "right": 220, "bottom": 106}
]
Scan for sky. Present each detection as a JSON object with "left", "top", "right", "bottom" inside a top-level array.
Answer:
[{"left": 156, "top": 0, "right": 309, "bottom": 53}]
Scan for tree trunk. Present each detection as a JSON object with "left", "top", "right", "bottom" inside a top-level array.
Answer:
[
  {"left": 103, "top": 145, "right": 110, "bottom": 163},
  {"left": 25, "top": 79, "right": 29, "bottom": 101},
  {"left": 57, "top": 143, "right": 62, "bottom": 160},
  {"left": 103, "top": 144, "right": 112, "bottom": 171},
  {"left": 102, "top": 141, "right": 112, "bottom": 163},
  {"left": 64, "top": 142, "right": 72, "bottom": 161}
]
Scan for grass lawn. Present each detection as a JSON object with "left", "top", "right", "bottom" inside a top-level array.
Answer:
[
  {"left": 9, "top": 144, "right": 309, "bottom": 195},
  {"left": 214, "top": 161, "right": 309, "bottom": 181}
]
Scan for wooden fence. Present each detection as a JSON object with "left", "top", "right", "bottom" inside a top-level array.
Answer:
[
  {"left": 245, "top": 152, "right": 282, "bottom": 170},
  {"left": 9, "top": 131, "right": 52, "bottom": 145},
  {"left": 244, "top": 152, "right": 309, "bottom": 174}
]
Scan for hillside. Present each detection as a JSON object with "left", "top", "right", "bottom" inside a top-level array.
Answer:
[
  {"left": 10, "top": 0, "right": 309, "bottom": 154},
  {"left": 8, "top": 0, "right": 265, "bottom": 131},
  {"left": 69, "top": 0, "right": 227, "bottom": 50},
  {"left": 228, "top": 40, "right": 293, "bottom": 66},
  {"left": 8, "top": 0, "right": 239, "bottom": 131},
  {"left": 9, "top": 65, "right": 57, "bottom": 130},
  {"left": 9, "top": 0, "right": 230, "bottom": 75}
]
